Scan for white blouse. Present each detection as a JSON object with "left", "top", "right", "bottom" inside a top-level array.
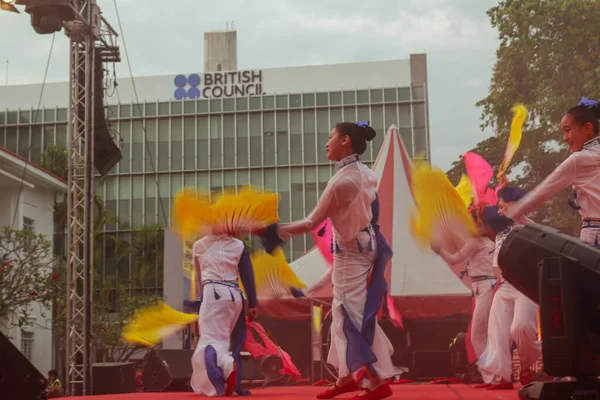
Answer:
[
  {"left": 192, "top": 235, "right": 244, "bottom": 294},
  {"left": 278, "top": 154, "right": 378, "bottom": 243},
  {"left": 438, "top": 236, "right": 495, "bottom": 277},
  {"left": 507, "top": 137, "right": 600, "bottom": 221}
]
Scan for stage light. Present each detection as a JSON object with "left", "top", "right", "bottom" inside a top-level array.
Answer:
[
  {"left": 0, "top": 0, "right": 19, "bottom": 13},
  {"left": 497, "top": 222, "right": 600, "bottom": 400}
]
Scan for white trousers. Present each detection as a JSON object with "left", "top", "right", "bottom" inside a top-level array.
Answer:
[
  {"left": 190, "top": 283, "right": 243, "bottom": 396},
  {"left": 329, "top": 231, "right": 396, "bottom": 383},
  {"left": 470, "top": 278, "right": 496, "bottom": 359},
  {"left": 477, "top": 281, "right": 541, "bottom": 384}
]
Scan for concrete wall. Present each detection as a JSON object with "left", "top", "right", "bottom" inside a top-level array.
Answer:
[{"left": 204, "top": 31, "right": 237, "bottom": 73}]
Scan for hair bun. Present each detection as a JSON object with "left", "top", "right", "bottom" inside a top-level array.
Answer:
[{"left": 362, "top": 127, "right": 376, "bottom": 142}]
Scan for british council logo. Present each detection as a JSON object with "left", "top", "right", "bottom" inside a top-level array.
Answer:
[{"left": 174, "top": 74, "right": 201, "bottom": 100}]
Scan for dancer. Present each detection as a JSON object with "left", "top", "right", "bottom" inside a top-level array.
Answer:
[
  {"left": 263, "top": 121, "right": 395, "bottom": 400},
  {"left": 504, "top": 98, "right": 600, "bottom": 247},
  {"left": 190, "top": 234, "right": 258, "bottom": 396},
  {"left": 476, "top": 191, "right": 542, "bottom": 390},
  {"left": 431, "top": 210, "right": 496, "bottom": 359}
]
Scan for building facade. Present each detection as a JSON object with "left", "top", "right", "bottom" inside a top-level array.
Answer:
[
  {"left": 0, "top": 146, "right": 67, "bottom": 374},
  {"left": 0, "top": 54, "right": 430, "bottom": 295}
]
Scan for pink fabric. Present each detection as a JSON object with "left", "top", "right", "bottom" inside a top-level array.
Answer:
[
  {"left": 311, "top": 219, "right": 334, "bottom": 266},
  {"left": 244, "top": 320, "right": 301, "bottom": 379},
  {"left": 463, "top": 152, "right": 494, "bottom": 207},
  {"left": 386, "top": 293, "right": 404, "bottom": 330}
]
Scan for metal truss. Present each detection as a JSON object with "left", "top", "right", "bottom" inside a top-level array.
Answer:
[{"left": 63, "top": 0, "right": 119, "bottom": 395}]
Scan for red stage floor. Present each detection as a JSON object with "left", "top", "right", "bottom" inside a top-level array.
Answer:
[{"left": 63, "top": 384, "right": 521, "bottom": 400}]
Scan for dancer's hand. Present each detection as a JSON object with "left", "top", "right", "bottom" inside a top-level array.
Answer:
[
  {"left": 247, "top": 307, "right": 257, "bottom": 322},
  {"left": 290, "top": 287, "right": 305, "bottom": 298},
  {"left": 430, "top": 242, "right": 441, "bottom": 254}
]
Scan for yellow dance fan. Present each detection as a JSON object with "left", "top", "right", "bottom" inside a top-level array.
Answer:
[
  {"left": 454, "top": 173, "right": 473, "bottom": 208},
  {"left": 122, "top": 302, "right": 198, "bottom": 347},
  {"left": 172, "top": 186, "right": 280, "bottom": 239},
  {"left": 497, "top": 104, "right": 528, "bottom": 179},
  {"left": 240, "top": 247, "right": 306, "bottom": 299},
  {"left": 409, "top": 163, "right": 478, "bottom": 249}
]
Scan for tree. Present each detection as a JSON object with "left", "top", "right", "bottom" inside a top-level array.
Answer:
[
  {"left": 0, "top": 227, "right": 60, "bottom": 330},
  {"left": 39, "top": 145, "right": 68, "bottom": 181},
  {"left": 447, "top": 0, "right": 600, "bottom": 236}
]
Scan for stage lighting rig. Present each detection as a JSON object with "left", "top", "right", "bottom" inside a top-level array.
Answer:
[{"left": 0, "top": 1, "right": 76, "bottom": 34}]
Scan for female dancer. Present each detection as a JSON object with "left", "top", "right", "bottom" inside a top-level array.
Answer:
[
  {"left": 264, "top": 121, "right": 395, "bottom": 400},
  {"left": 504, "top": 98, "right": 600, "bottom": 247},
  {"left": 431, "top": 210, "right": 497, "bottom": 359},
  {"left": 476, "top": 192, "right": 542, "bottom": 390},
  {"left": 190, "top": 234, "right": 258, "bottom": 396}
]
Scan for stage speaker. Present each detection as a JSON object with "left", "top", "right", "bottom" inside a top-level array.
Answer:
[
  {"left": 142, "top": 349, "right": 194, "bottom": 392},
  {"left": 410, "top": 350, "right": 453, "bottom": 380},
  {"left": 0, "top": 331, "right": 46, "bottom": 400},
  {"left": 92, "top": 362, "right": 136, "bottom": 395}
]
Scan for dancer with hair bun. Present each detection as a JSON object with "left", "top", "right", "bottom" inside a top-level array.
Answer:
[
  {"left": 261, "top": 121, "right": 395, "bottom": 400},
  {"left": 505, "top": 98, "right": 600, "bottom": 247}
]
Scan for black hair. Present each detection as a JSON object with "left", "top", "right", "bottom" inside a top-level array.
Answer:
[
  {"left": 335, "top": 122, "right": 377, "bottom": 155},
  {"left": 565, "top": 103, "right": 600, "bottom": 136},
  {"left": 497, "top": 185, "right": 526, "bottom": 203},
  {"left": 482, "top": 205, "right": 513, "bottom": 233},
  {"left": 48, "top": 369, "right": 58, "bottom": 377}
]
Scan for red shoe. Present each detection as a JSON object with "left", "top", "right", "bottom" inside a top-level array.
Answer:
[
  {"left": 520, "top": 369, "right": 533, "bottom": 385},
  {"left": 486, "top": 382, "right": 514, "bottom": 390},
  {"left": 225, "top": 362, "right": 237, "bottom": 396},
  {"left": 474, "top": 383, "right": 492, "bottom": 389},
  {"left": 349, "top": 383, "right": 393, "bottom": 400},
  {"left": 316, "top": 380, "right": 359, "bottom": 399}
]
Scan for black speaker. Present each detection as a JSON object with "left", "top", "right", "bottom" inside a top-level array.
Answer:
[
  {"left": 142, "top": 349, "right": 194, "bottom": 392},
  {"left": 410, "top": 350, "right": 453, "bottom": 380},
  {"left": 92, "top": 362, "right": 136, "bottom": 395},
  {"left": 0, "top": 331, "right": 46, "bottom": 400}
]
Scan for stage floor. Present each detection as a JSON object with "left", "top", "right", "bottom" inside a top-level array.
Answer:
[{"left": 63, "top": 384, "right": 521, "bottom": 399}]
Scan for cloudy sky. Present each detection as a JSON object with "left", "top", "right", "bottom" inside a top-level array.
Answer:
[{"left": 0, "top": 0, "right": 499, "bottom": 170}]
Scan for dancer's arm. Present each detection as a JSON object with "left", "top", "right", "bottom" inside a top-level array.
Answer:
[
  {"left": 192, "top": 242, "right": 203, "bottom": 300},
  {"left": 507, "top": 155, "right": 588, "bottom": 220},
  {"left": 237, "top": 245, "right": 258, "bottom": 310},
  {"left": 435, "top": 238, "right": 479, "bottom": 265},
  {"left": 278, "top": 181, "right": 340, "bottom": 238}
]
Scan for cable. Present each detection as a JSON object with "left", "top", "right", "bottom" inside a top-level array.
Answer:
[
  {"left": 112, "top": 0, "right": 168, "bottom": 226},
  {"left": 9, "top": 32, "right": 56, "bottom": 230}
]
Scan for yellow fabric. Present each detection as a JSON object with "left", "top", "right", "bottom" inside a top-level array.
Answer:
[
  {"left": 497, "top": 104, "right": 528, "bottom": 178},
  {"left": 122, "top": 302, "right": 198, "bottom": 347},
  {"left": 410, "top": 162, "right": 478, "bottom": 247},
  {"left": 240, "top": 247, "right": 306, "bottom": 298},
  {"left": 172, "top": 186, "right": 280, "bottom": 240},
  {"left": 454, "top": 173, "right": 473, "bottom": 208}
]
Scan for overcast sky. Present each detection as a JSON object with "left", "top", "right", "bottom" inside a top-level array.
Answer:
[{"left": 0, "top": 0, "right": 499, "bottom": 171}]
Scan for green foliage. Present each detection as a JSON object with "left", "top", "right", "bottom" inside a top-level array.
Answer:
[
  {"left": 447, "top": 0, "right": 600, "bottom": 236},
  {"left": 0, "top": 227, "right": 59, "bottom": 329},
  {"left": 38, "top": 145, "right": 68, "bottom": 181},
  {"left": 37, "top": 146, "right": 165, "bottom": 362}
]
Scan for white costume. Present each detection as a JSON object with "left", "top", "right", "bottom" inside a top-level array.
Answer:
[
  {"left": 477, "top": 220, "right": 542, "bottom": 384},
  {"left": 507, "top": 136, "right": 600, "bottom": 247},
  {"left": 279, "top": 154, "right": 396, "bottom": 384},
  {"left": 438, "top": 236, "right": 496, "bottom": 358},
  {"left": 190, "top": 235, "right": 257, "bottom": 396}
]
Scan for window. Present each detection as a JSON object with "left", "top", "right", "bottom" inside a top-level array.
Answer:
[
  {"left": 23, "top": 217, "right": 35, "bottom": 232},
  {"left": 23, "top": 217, "right": 35, "bottom": 249},
  {"left": 21, "top": 331, "right": 34, "bottom": 361}
]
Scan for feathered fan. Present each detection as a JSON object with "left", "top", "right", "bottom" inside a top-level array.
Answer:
[
  {"left": 122, "top": 302, "right": 198, "bottom": 347},
  {"left": 410, "top": 162, "right": 478, "bottom": 249},
  {"left": 241, "top": 247, "right": 307, "bottom": 299},
  {"left": 172, "top": 186, "right": 280, "bottom": 239}
]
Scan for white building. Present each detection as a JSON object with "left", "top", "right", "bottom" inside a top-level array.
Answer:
[{"left": 0, "top": 145, "right": 67, "bottom": 374}]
